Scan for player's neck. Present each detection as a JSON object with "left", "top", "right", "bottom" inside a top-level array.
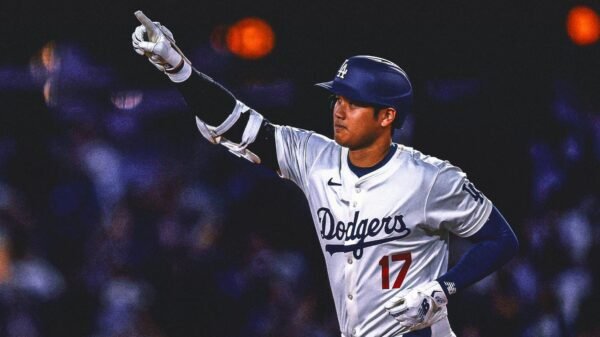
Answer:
[{"left": 348, "top": 136, "right": 393, "bottom": 168}]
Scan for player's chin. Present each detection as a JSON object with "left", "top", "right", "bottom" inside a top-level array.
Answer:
[
  {"left": 334, "top": 136, "right": 359, "bottom": 149},
  {"left": 333, "top": 129, "right": 350, "bottom": 146}
]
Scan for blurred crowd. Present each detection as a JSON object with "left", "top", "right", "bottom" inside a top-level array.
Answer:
[{"left": 1, "top": 45, "right": 599, "bottom": 337}]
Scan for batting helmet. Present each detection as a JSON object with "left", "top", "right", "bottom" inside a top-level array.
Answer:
[{"left": 315, "top": 55, "right": 412, "bottom": 128}]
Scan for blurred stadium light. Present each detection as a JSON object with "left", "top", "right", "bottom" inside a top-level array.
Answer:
[
  {"left": 566, "top": 6, "right": 600, "bottom": 46},
  {"left": 226, "top": 17, "right": 275, "bottom": 59}
]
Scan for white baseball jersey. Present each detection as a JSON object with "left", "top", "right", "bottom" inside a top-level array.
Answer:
[{"left": 274, "top": 125, "right": 493, "bottom": 337}]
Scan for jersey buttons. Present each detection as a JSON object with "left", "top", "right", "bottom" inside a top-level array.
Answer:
[
  {"left": 352, "top": 328, "right": 357, "bottom": 336},
  {"left": 347, "top": 258, "right": 353, "bottom": 264},
  {"left": 355, "top": 187, "right": 361, "bottom": 193},
  {"left": 347, "top": 294, "right": 353, "bottom": 300}
]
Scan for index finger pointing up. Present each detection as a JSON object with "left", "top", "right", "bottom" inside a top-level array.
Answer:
[{"left": 134, "top": 10, "right": 159, "bottom": 40}]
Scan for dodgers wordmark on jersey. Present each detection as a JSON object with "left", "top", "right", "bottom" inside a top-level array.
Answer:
[{"left": 275, "top": 125, "right": 493, "bottom": 337}]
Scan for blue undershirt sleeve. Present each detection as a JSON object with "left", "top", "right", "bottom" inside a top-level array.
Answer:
[{"left": 436, "top": 206, "right": 519, "bottom": 296}]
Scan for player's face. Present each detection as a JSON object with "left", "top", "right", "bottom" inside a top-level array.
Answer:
[{"left": 332, "top": 96, "right": 389, "bottom": 149}]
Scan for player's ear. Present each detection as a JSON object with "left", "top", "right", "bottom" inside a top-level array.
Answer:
[{"left": 379, "top": 108, "right": 396, "bottom": 128}]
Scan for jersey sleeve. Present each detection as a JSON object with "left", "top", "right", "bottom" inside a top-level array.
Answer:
[
  {"left": 423, "top": 163, "right": 493, "bottom": 237},
  {"left": 274, "top": 125, "right": 330, "bottom": 189}
]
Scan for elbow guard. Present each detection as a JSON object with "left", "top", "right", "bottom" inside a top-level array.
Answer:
[{"left": 195, "top": 100, "right": 264, "bottom": 163}]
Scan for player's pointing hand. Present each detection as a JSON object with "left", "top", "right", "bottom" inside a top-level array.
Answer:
[
  {"left": 135, "top": 10, "right": 161, "bottom": 42},
  {"left": 131, "top": 10, "right": 191, "bottom": 81},
  {"left": 132, "top": 12, "right": 179, "bottom": 71}
]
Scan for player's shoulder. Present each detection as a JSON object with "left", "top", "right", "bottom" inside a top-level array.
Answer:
[
  {"left": 275, "top": 124, "right": 340, "bottom": 156},
  {"left": 306, "top": 130, "right": 341, "bottom": 160},
  {"left": 399, "top": 145, "right": 448, "bottom": 168},
  {"left": 398, "top": 145, "right": 460, "bottom": 175}
]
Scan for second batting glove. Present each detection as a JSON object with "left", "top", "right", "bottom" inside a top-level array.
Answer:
[{"left": 384, "top": 281, "right": 448, "bottom": 333}]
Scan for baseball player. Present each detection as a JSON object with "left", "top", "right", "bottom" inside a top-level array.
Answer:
[{"left": 132, "top": 12, "right": 518, "bottom": 337}]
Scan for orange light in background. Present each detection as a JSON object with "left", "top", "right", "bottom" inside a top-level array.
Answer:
[
  {"left": 43, "top": 79, "right": 56, "bottom": 107},
  {"left": 566, "top": 6, "right": 600, "bottom": 46},
  {"left": 41, "top": 41, "right": 58, "bottom": 72},
  {"left": 226, "top": 17, "right": 275, "bottom": 59},
  {"left": 0, "top": 236, "right": 10, "bottom": 284},
  {"left": 30, "top": 41, "right": 60, "bottom": 81}
]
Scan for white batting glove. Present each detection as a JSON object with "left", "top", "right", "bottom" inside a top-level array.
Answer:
[
  {"left": 384, "top": 281, "right": 448, "bottom": 333},
  {"left": 131, "top": 11, "right": 191, "bottom": 82}
]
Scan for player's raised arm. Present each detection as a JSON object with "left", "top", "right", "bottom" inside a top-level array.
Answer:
[{"left": 132, "top": 11, "right": 278, "bottom": 169}]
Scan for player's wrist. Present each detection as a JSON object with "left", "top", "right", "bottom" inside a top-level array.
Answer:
[
  {"left": 435, "top": 278, "right": 456, "bottom": 298},
  {"left": 167, "top": 61, "right": 192, "bottom": 83},
  {"left": 421, "top": 280, "right": 448, "bottom": 307},
  {"left": 165, "top": 57, "right": 184, "bottom": 73}
]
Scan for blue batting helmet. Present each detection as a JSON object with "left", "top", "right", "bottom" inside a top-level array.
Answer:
[{"left": 315, "top": 55, "right": 412, "bottom": 128}]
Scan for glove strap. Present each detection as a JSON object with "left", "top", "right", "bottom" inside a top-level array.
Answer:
[
  {"left": 167, "top": 62, "right": 192, "bottom": 83},
  {"left": 165, "top": 58, "right": 185, "bottom": 74}
]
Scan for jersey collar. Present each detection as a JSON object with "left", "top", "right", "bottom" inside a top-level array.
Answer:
[{"left": 347, "top": 143, "right": 398, "bottom": 178}]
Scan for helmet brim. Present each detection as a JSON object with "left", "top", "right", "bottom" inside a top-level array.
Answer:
[
  {"left": 315, "top": 81, "right": 334, "bottom": 91},
  {"left": 314, "top": 81, "right": 373, "bottom": 106}
]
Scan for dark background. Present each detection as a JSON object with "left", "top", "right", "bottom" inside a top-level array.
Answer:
[{"left": 0, "top": 1, "right": 599, "bottom": 337}]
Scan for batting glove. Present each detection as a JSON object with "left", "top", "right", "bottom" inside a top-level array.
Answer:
[
  {"left": 131, "top": 11, "right": 191, "bottom": 82},
  {"left": 384, "top": 281, "right": 448, "bottom": 333}
]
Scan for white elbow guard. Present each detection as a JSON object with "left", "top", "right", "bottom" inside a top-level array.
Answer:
[{"left": 195, "top": 100, "right": 264, "bottom": 163}]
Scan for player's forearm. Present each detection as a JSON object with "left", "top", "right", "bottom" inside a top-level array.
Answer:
[
  {"left": 173, "top": 67, "right": 279, "bottom": 169},
  {"left": 175, "top": 67, "right": 238, "bottom": 126},
  {"left": 436, "top": 206, "right": 519, "bottom": 296},
  {"left": 132, "top": 14, "right": 278, "bottom": 167}
]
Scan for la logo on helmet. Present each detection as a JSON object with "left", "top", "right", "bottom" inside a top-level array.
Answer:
[{"left": 336, "top": 60, "right": 349, "bottom": 79}]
